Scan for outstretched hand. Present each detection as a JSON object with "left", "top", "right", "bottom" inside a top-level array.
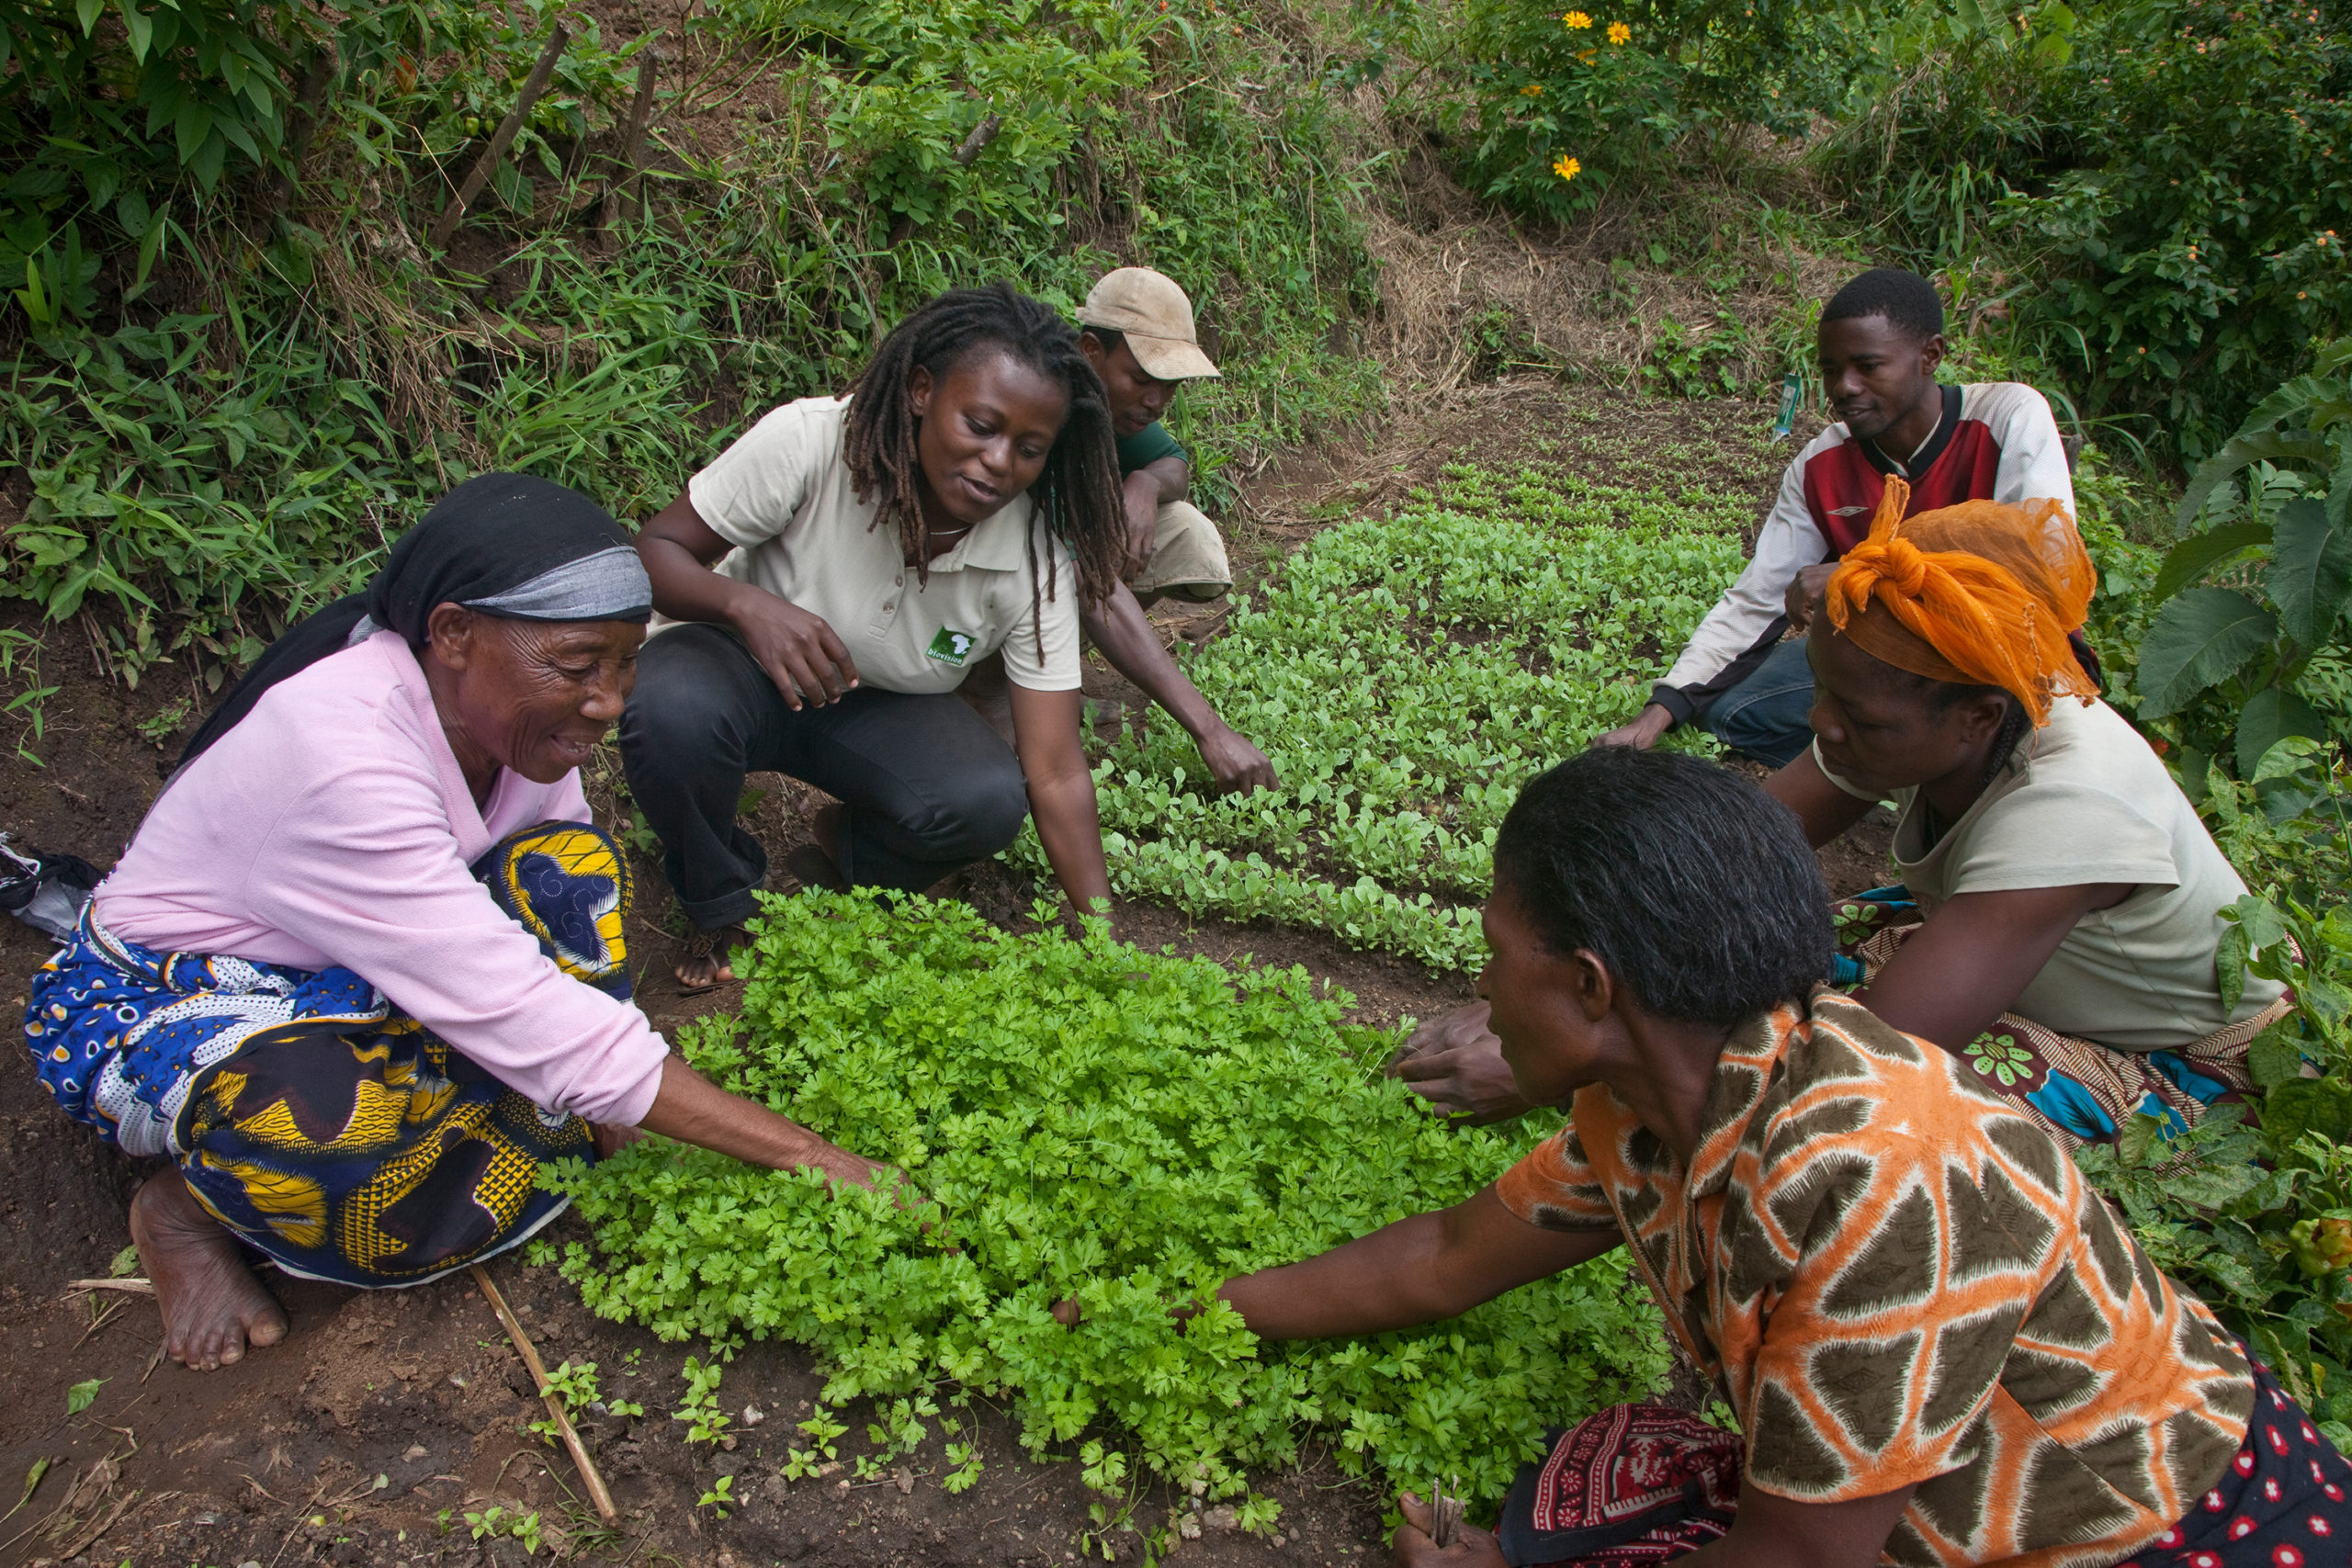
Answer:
[
  {"left": 1197, "top": 722, "right": 1278, "bottom": 794},
  {"left": 1387, "top": 1002, "right": 1533, "bottom": 1125},
  {"left": 1391, "top": 1491, "right": 1506, "bottom": 1568},
  {"left": 1593, "top": 704, "right": 1673, "bottom": 752}
]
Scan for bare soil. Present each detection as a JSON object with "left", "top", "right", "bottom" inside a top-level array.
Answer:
[{"left": 0, "top": 378, "right": 1890, "bottom": 1568}]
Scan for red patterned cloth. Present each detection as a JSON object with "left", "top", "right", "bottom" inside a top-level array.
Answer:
[{"left": 1498, "top": 1404, "right": 1742, "bottom": 1568}]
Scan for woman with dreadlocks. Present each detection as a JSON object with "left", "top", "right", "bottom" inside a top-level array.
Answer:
[{"left": 623, "top": 283, "right": 1128, "bottom": 989}]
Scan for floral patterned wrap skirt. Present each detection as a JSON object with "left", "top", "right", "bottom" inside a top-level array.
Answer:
[
  {"left": 24, "top": 821, "right": 634, "bottom": 1288},
  {"left": 1832, "top": 885, "right": 2292, "bottom": 1154}
]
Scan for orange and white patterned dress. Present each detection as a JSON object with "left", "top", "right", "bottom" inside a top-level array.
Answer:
[{"left": 1497, "top": 987, "right": 2256, "bottom": 1568}]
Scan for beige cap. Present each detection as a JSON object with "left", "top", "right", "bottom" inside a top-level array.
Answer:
[{"left": 1076, "top": 267, "right": 1222, "bottom": 382}]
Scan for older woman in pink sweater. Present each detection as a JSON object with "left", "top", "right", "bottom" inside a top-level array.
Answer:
[{"left": 27, "top": 475, "right": 886, "bottom": 1372}]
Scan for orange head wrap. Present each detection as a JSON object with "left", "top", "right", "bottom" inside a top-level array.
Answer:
[{"left": 1822, "top": 477, "right": 2098, "bottom": 726}]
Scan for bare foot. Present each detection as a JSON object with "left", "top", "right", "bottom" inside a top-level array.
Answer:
[
  {"left": 674, "top": 922, "right": 752, "bottom": 993},
  {"left": 130, "top": 1168, "right": 288, "bottom": 1372}
]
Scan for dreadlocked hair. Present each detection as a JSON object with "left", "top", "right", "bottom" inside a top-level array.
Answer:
[{"left": 843, "top": 281, "right": 1125, "bottom": 663}]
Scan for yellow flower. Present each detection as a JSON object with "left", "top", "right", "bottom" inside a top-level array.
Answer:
[
  {"left": 1555, "top": 153, "right": 1582, "bottom": 181},
  {"left": 1563, "top": 9, "right": 1593, "bottom": 26},
  {"left": 1607, "top": 20, "right": 1632, "bottom": 42},
  {"left": 1521, "top": 82, "right": 1545, "bottom": 95}
]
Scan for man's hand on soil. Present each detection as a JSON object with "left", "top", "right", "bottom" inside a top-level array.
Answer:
[
  {"left": 1387, "top": 1002, "right": 1532, "bottom": 1125},
  {"left": 1592, "top": 704, "right": 1672, "bottom": 752},
  {"left": 1197, "top": 723, "right": 1277, "bottom": 795},
  {"left": 1784, "top": 562, "right": 1837, "bottom": 632},
  {"left": 1390, "top": 1491, "right": 1506, "bottom": 1568}
]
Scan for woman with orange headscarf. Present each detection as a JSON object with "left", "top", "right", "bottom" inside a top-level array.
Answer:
[{"left": 1763, "top": 479, "right": 2291, "bottom": 1150}]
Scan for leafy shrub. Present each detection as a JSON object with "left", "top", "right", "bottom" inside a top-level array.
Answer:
[
  {"left": 2073, "top": 355, "right": 2352, "bottom": 1429},
  {"left": 552, "top": 891, "right": 1668, "bottom": 1514},
  {"left": 1821, "top": 0, "right": 2352, "bottom": 457},
  {"left": 1029, "top": 461, "right": 1746, "bottom": 968},
  {"left": 2008, "top": 0, "right": 2351, "bottom": 453},
  {"left": 0, "top": 312, "right": 417, "bottom": 684},
  {"left": 1408, "top": 0, "right": 1847, "bottom": 219},
  {"left": 2133, "top": 345, "right": 2352, "bottom": 801},
  {"left": 0, "top": 0, "right": 1381, "bottom": 671}
]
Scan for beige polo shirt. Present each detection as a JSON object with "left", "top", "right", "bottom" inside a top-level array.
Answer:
[
  {"left": 1817, "top": 695, "right": 2285, "bottom": 1050},
  {"left": 680, "top": 396, "right": 1081, "bottom": 694}
]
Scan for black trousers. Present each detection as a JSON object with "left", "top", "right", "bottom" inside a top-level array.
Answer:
[{"left": 618, "top": 623, "right": 1031, "bottom": 931}]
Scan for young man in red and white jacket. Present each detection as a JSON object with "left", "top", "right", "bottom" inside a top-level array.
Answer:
[{"left": 1597, "top": 266, "right": 2079, "bottom": 767}]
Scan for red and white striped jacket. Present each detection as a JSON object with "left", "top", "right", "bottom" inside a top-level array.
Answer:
[{"left": 1653, "top": 382, "right": 2077, "bottom": 721}]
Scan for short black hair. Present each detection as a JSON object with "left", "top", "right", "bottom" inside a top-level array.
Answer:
[
  {"left": 1821, "top": 267, "right": 1945, "bottom": 343},
  {"left": 1491, "top": 749, "right": 1830, "bottom": 1026},
  {"left": 1078, "top": 324, "right": 1127, "bottom": 357}
]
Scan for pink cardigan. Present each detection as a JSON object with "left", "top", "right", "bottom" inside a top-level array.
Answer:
[{"left": 96, "top": 630, "right": 668, "bottom": 1126}]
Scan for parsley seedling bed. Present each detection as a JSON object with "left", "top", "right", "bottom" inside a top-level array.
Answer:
[{"left": 554, "top": 892, "right": 1669, "bottom": 1528}]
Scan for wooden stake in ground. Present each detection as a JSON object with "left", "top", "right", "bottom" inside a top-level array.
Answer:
[
  {"left": 469, "top": 1263, "right": 619, "bottom": 1525},
  {"left": 596, "top": 38, "right": 668, "bottom": 243},
  {"left": 427, "top": 21, "right": 572, "bottom": 249}
]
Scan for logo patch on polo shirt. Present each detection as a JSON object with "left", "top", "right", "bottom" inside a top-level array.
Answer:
[{"left": 926, "top": 626, "right": 978, "bottom": 667}]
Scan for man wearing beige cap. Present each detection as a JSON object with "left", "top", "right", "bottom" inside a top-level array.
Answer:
[{"left": 1070, "top": 266, "right": 1274, "bottom": 792}]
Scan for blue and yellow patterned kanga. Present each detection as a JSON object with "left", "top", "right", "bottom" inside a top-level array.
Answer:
[{"left": 26, "top": 821, "right": 632, "bottom": 1286}]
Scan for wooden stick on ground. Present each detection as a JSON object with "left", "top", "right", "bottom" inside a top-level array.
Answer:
[
  {"left": 64, "top": 1279, "right": 154, "bottom": 1296},
  {"left": 427, "top": 20, "right": 572, "bottom": 249},
  {"left": 468, "top": 1264, "right": 618, "bottom": 1525}
]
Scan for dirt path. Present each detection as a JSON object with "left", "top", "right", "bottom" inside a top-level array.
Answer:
[{"left": 0, "top": 379, "right": 1889, "bottom": 1568}]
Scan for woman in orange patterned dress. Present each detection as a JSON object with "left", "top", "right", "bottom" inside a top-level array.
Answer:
[{"left": 1212, "top": 748, "right": 2337, "bottom": 1568}]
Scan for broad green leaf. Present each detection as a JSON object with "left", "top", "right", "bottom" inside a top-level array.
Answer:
[
  {"left": 64, "top": 1378, "right": 104, "bottom": 1416},
  {"left": 2151, "top": 521, "right": 2270, "bottom": 604},
  {"left": 2254, "top": 735, "right": 2326, "bottom": 784},
  {"left": 2132, "top": 588, "right": 2275, "bottom": 718},
  {"left": 2177, "top": 429, "right": 2335, "bottom": 530},
  {"left": 119, "top": 0, "right": 151, "bottom": 62},
  {"left": 2267, "top": 497, "right": 2352, "bottom": 646},
  {"left": 107, "top": 1243, "right": 139, "bottom": 1278},
  {"left": 174, "top": 100, "right": 213, "bottom": 164},
  {"left": 188, "top": 131, "right": 226, "bottom": 191},
  {"left": 2216, "top": 921, "right": 2250, "bottom": 1015},
  {"left": 2235, "top": 686, "right": 2326, "bottom": 777},
  {"left": 74, "top": 0, "right": 102, "bottom": 33},
  {"left": 2227, "top": 893, "right": 2291, "bottom": 952},
  {"left": 2249, "top": 1022, "right": 2308, "bottom": 1089}
]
